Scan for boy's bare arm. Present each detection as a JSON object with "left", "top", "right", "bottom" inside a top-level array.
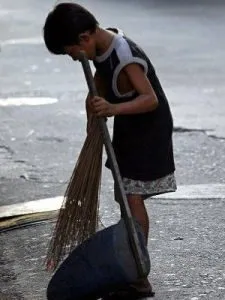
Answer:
[
  {"left": 91, "top": 64, "right": 158, "bottom": 117},
  {"left": 115, "top": 63, "right": 158, "bottom": 114}
]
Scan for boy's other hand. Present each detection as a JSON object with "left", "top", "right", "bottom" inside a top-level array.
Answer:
[{"left": 91, "top": 96, "right": 116, "bottom": 117}]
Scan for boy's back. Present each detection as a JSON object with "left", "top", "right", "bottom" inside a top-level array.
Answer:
[{"left": 94, "top": 28, "right": 175, "bottom": 181}]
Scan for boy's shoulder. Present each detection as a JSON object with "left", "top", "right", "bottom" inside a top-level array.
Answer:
[{"left": 108, "top": 28, "right": 144, "bottom": 62}]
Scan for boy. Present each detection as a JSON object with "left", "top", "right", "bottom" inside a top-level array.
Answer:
[{"left": 44, "top": 3, "right": 176, "bottom": 299}]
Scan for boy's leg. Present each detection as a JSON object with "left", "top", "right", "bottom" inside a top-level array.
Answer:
[
  {"left": 126, "top": 194, "right": 149, "bottom": 245},
  {"left": 108, "top": 190, "right": 154, "bottom": 298},
  {"left": 114, "top": 185, "right": 149, "bottom": 243},
  {"left": 126, "top": 195, "right": 153, "bottom": 293}
]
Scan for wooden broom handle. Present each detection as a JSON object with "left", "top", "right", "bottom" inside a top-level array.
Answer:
[{"left": 78, "top": 51, "right": 148, "bottom": 278}]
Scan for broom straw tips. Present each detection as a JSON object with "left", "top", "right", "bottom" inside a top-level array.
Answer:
[{"left": 46, "top": 118, "right": 103, "bottom": 270}]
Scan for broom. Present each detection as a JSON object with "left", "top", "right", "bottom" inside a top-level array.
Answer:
[{"left": 46, "top": 80, "right": 103, "bottom": 271}]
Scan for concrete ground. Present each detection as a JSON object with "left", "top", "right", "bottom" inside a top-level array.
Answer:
[{"left": 1, "top": 196, "right": 225, "bottom": 300}]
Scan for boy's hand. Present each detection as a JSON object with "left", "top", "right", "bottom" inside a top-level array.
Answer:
[{"left": 91, "top": 96, "right": 116, "bottom": 117}]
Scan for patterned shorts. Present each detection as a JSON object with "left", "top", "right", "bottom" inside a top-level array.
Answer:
[{"left": 115, "top": 172, "right": 177, "bottom": 201}]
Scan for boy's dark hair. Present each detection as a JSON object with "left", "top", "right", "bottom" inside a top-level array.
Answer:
[{"left": 43, "top": 3, "right": 99, "bottom": 54}]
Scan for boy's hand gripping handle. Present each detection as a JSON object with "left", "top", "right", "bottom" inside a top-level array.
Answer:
[{"left": 78, "top": 51, "right": 149, "bottom": 278}]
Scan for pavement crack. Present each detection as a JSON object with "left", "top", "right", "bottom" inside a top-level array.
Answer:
[
  {"left": 174, "top": 127, "right": 212, "bottom": 134},
  {"left": 0, "top": 145, "right": 14, "bottom": 156},
  {"left": 37, "top": 136, "right": 64, "bottom": 143},
  {"left": 174, "top": 127, "right": 225, "bottom": 141},
  {"left": 14, "top": 160, "right": 27, "bottom": 164},
  {"left": 206, "top": 134, "right": 225, "bottom": 141}
]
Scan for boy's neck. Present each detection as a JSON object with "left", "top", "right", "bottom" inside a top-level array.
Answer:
[{"left": 95, "top": 27, "right": 115, "bottom": 58}]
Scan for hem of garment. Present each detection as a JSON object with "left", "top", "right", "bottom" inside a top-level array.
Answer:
[
  {"left": 114, "top": 172, "right": 177, "bottom": 202},
  {"left": 129, "top": 188, "right": 177, "bottom": 201},
  {"left": 122, "top": 172, "right": 177, "bottom": 197}
]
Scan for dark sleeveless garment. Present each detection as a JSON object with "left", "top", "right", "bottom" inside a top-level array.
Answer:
[{"left": 93, "top": 29, "right": 175, "bottom": 181}]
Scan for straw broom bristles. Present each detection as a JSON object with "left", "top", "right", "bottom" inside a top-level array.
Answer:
[{"left": 46, "top": 116, "right": 103, "bottom": 271}]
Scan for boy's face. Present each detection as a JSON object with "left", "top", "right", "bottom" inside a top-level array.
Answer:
[{"left": 64, "top": 32, "right": 96, "bottom": 61}]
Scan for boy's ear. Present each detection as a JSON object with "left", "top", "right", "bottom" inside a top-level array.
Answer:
[{"left": 78, "top": 32, "right": 91, "bottom": 44}]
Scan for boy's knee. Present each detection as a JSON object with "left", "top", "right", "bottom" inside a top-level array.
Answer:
[{"left": 127, "top": 194, "right": 144, "bottom": 208}]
